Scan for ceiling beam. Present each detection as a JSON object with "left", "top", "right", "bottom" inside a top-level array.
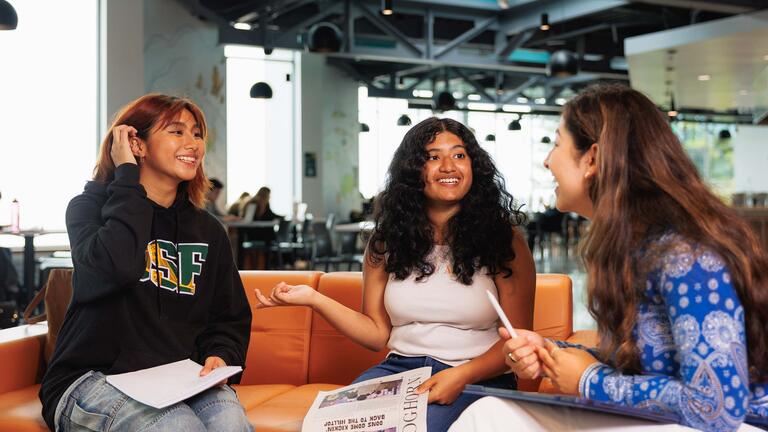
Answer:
[
  {"left": 501, "top": 76, "right": 540, "bottom": 104},
  {"left": 498, "top": 0, "right": 629, "bottom": 36},
  {"left": 451, "top": 68, "right": 496, "bottom": 102},
  {"left": 356, "top": 2, "right": 424, "bottom": 57},
  {"left": 496, "top": 28, "right": 534, "bottom": 59},
  {"left": 433, "top": 16, "right": 498, "bottom": 59},
  {"left": 628, "top": 0, "right": 756, "bottom": 14}
]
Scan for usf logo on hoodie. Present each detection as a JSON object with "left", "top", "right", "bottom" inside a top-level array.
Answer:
[{"left": 141, "top": 240, "right": 209, "bottom": 295}]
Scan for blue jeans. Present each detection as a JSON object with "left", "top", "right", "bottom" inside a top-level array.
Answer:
[
  {"left": 54, "top": 371, "right": 253, "bottom": 432},
  {"left": 352, "top": 354, "right": 516, "bottom": 432}
]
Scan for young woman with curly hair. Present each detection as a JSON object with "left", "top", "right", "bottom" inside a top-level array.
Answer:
[
  {"left": 255, "top": 117, "right": 536, "bottom": 431},
  {"left": 451, "top": 84, "right": 768, "bottom": 431}
]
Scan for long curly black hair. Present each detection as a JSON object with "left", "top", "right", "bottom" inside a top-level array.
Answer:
[{"left": 368, "top": 117, "right": 526, "bottom": 285}]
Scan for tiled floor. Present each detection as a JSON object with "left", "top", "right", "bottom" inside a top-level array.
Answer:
[{"left": 533, "top": 242, "right": 595, "bottom": 331}]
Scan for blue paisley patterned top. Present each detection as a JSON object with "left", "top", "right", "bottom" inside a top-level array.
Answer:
[{"left": 570, "top": 233, "right": 768, "bottom": 431}]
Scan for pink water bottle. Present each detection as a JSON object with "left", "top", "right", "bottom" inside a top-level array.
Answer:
[{"left": 10, "top": 199, "right": 20, "bottom": 233}]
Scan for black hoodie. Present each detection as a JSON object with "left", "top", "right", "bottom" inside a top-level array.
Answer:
[{"left": 39, "top": 164, "right": 252, "bottom": 429}]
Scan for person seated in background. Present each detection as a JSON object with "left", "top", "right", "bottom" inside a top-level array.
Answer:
[
  {"left": 228, "top": 192, "right": 251, "bottom": 217},
  {"left": 242, "top": 186, "right": 282, "bottom": 242},
  {"left": 38, "top": 93, "right": 253, "bottom": 432},
  {"left": 254, "top": 117, "right": 536, "bottom": 431},
  {"left": 524, "top": 206, "right": 565, "bottom": 252},
  {"left": 247, "top": 187, "right": 280, "bottom": 221},
  {"left": 239, "top": 187, "right": 283, "bottom": 269},
  {"left": 205, "top": 177, "right": 239, "bottom": 222},
  {"left": 450, "top": 84, "right": 768, "bottom": 431}
]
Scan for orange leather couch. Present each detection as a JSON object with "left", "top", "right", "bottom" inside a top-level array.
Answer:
[{"left": 0, "top": 271, "right": 584, "bottom": 432}]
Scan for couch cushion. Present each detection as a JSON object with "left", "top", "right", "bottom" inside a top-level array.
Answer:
[
  {"left": 308, "top": 272, "right": 387, "bottom": 385},
  {"left": 232, "top": 384, "right": 296, "bottom": 411},
  {"left": 246, "top": 383, "right": 341, "bottom": 432},
  {"left": 0, "top": 384, "right": 48, "bottom": 432},
  {"left": 0, "top": 325, "right": 47, "bottom": 394},
  {"left": 240, "top": 271, "right": 323, "bottom": 386},
  {"left": 533, "top": 274, "right": 573, "bottom": 341}
]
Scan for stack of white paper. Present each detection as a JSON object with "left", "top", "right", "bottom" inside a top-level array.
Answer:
[{"left": 106, "top": 359, "right": 242, "bottom": 409}]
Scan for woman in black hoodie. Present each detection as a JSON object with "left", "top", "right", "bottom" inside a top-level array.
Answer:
[{"left": 39, "top": 94, "right": 253, "bottom": 431}]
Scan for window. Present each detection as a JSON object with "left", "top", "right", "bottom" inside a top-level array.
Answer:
[
  {"left": 0, "top": 0, "right": 98, "bottom": 246},
  {"left": 357, "top": 87, "right": 559, "bottom": 212},
  {"left": 225, "top": 46, "right": 299, "bottom": 216}
]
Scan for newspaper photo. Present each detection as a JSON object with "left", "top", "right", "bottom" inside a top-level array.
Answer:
[{"left": 301, "top": 366, "right": 431, "bottom": 432}]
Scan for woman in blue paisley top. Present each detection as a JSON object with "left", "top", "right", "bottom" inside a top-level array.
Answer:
[{"left": 450, "top": 84, "right": 768, "bottom": 432}]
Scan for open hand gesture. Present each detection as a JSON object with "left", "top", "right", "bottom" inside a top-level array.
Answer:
[{"left": 254, "top": 282, "right": 317, "bottom": 308}]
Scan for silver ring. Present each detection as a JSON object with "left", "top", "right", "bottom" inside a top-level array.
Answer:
[{"left": 507, "top": 352, "right": 517, "bottom": 363}]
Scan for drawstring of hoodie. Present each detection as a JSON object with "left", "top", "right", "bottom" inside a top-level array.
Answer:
[
  {"left": 150, "top": 187, "right": 185, "bottom": 317},
  {"left": 152, "top": 211, "right": 162, "bottom": 316}
]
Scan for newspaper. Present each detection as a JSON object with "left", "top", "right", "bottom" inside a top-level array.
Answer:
[{"left": 301, "top": 366, "right": 431, "bottom": 432}]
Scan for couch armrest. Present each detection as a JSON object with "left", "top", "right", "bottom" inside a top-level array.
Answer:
[{"left": 0, "top": 324, "right": 48, "bottom": 394}]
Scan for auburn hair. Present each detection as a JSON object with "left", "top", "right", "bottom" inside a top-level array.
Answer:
[
  {"left": 93, "top": 93, "right": 210, "bottom": 209},
  {"left": 565, "top": 84, "right": 768, "bottom": 379}
]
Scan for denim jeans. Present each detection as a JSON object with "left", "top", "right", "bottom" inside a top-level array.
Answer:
[
  {"left": 54, "top": 371, "right": 253, "bottom": 432},
  {"left": 352, "top": 354, "right": 516, "bottom": 432}
]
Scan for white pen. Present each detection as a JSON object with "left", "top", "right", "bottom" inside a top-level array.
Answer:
[{"left": 485, "top": 290, "right": 518, "bottom": 339}]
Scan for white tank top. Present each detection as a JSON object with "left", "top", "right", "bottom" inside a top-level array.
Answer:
[{"left": 384, "top": 245, "right": 501, "bottom": 366}]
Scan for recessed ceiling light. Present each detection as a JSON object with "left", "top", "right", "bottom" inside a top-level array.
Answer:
[
  {"left": 233, "top": 22, "right": 252, "bottom": 30},
  {"left": 697, "top": 74, "right": 710, "bottom": 81},
  {"left": 467, "top": 102, "right": 497, "bottom": 111},
  {"left": 535, "top": 97, "right": 546, "bottom": 104},
  {"left": 467, "top": 94, "right": 482, "bottom": 101}
]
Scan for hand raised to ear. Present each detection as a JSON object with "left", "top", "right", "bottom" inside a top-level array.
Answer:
[{"left": 111, "top": 125, "right": 140, "bottom": 167}]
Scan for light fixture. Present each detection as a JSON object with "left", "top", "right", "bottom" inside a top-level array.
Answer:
[
  {"left": 541, "top": 136, "right": 551, "bottom": 144},
  {"left": 434, "top": 91, "right": 456, "bottom": 112},
  {"left": 360, "top": 123, "right": 370, "bottom": 132},
  {"left": 233, "top": 22, "right": 252, "bottom": 30},
  {"left": 539, "top": 13, "right": 550, "bottom": 31},
  {"left": 466, "top": 102, "right": 497, "bottom": 111},
  {"left": 249, "top": 82, "right": 273, "bottom": 99},
  {"left": 485, "top": 134, "right": 496, "bottom": 142},
  {"left": 516, "top": 97, "right": 528, "bottom": 103},
  {"left": 467, "top": 94, "right": 482, "bottom": 101},
  {"left": 381, "top": 0, "right": 393, "bottom": 16},
  {"left": 718, "top": 129, "right": 731, "bottom": 139},
  {"left": 306, "top": 22, "right": 343, "bottom": 52},
  {"left": 508, "top": 119, "right": 522, "bottom": 131},
  {"left": 496, "top": 84, "right": 504, "bottom": 96},
  {"left": 667, "top": 94, "right": 678, "bottom": 118},
  {"left": 412, "top": 89, "right": 433, "bottom": 98},
  {"left": 397, "top": 114, "right": 412, "bottom": 126},
  {"left": 547, "top": 50, "right": 579, "bottom": 77},
  {"left": 0, "top": 0, "right": 18, "bottom": 30},
  {"left": 502, "top": 104, "right": 531, "bottom": 113},
  {"left": 697, "top": 74, "right": 711, "bottom": 81}
]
